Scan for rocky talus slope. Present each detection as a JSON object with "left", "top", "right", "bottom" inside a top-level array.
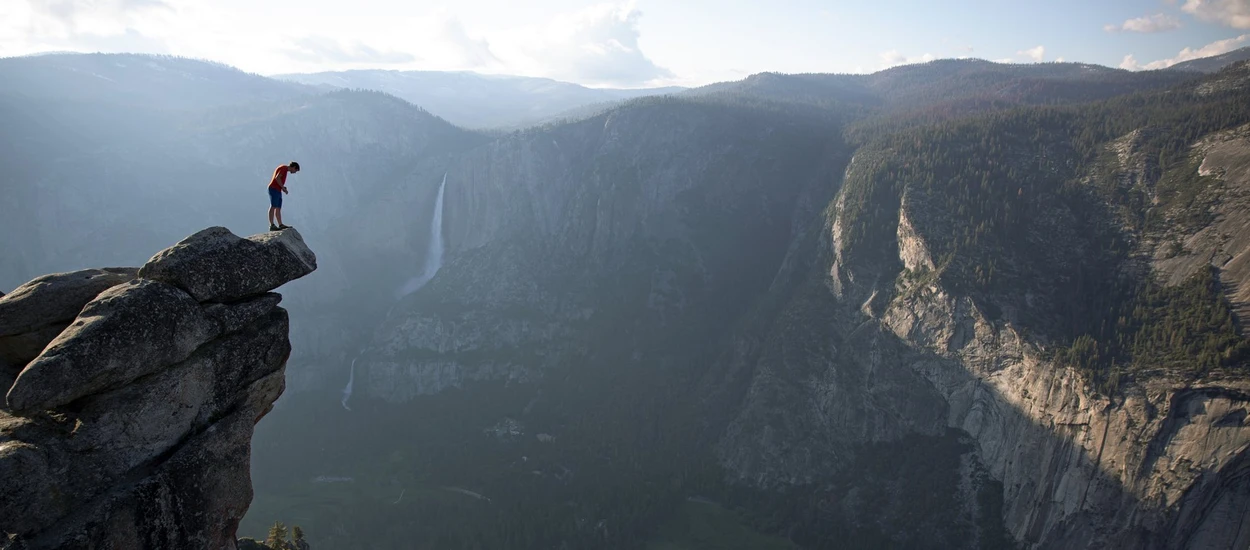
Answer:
[{"left": 0, "top": 227, "right": 316, "bottom": 550}]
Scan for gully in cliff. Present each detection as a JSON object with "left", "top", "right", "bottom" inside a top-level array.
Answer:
[{"left": 268, "top": 161, "right": 301, "bottom": 232}]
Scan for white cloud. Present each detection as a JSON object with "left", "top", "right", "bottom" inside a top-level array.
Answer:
[
  {"left": 35, "top": 0, "right": 170, "bottom": 34},
  {"left": 436, "top": 17, "right": 499, "bottom": 68},
  {"left": 284, "top": 36, "right": 416, "bottom": 66},
  {"left": 0, "top": 0, "right": 674, "bottom": 86},
  {"left": 878, "top": 49, "right": 935, "bottom": 69},
  {"left": 0, "top": 0, "right": 175, "bottom": 57},
  {"left": 1183, "top": 0, "right": 1250, "bottom": 29},
  {"left": 491, "top": 1, "right": 672, "bottom": 86},
  {"left": 1017, "top": 45, "right": 1045, "bottom": 62},
  {"left": 1056, "top": 56, "right": 1065, "bottom": 62},
  {"left": 1122, "top": 33, "right": 1250, "bottom": 70},
  {"left": 879, "top": 50, "right": 906, "bottom": 65},
  {"left": 1104, "top": 13, "right": 1183, "bottom": 33}
]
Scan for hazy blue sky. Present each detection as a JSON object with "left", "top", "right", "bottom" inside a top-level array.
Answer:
[{"left": 2, "top": 0, "right": 1248, "bottom": 86}]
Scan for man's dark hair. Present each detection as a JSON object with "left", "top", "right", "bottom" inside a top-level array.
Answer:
[{"left": 289, "top": 161, "right": 300, "bottom": 171}]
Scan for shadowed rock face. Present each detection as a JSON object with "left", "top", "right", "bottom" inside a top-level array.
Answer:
[
  {"left": 0, "top": 227, "right": 315, "bottom": 550},
  {"left": 6, "top": 279, "right": 217, "bottom": 413},
  {"left": 0, "top": 268, "right": 138, "bottom": 338},
  {"left": 0, "top": 268, "right": 137, "bottom": 367}
]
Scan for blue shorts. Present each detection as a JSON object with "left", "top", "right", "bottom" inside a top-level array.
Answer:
[{"left": 268, "top": 187, "right": 283, "bottom": 208}]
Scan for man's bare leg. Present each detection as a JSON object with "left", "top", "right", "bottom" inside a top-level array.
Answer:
[
  {"left": 268, "top": 207, "right": 276, "bottom": 226},
  {"left": 275, "top": 208, "right": 284, "bottom": 227}
]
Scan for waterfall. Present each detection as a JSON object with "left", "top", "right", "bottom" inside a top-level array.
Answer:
[
  {"left": 341, "top": 357, "right": 356, "bottom": 411},
  {"left": 349, "top": 174, "right": 447, "bottom": 410},
  {"left": 397, "top": 173, "right": 447, "bottom": 298}
]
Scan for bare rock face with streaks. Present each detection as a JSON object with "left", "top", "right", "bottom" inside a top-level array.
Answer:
[
  {"left": 0, "top": 227, "right": 316, "bottom": 550},
  {"left": 709, "top": 132, "right": 1250, "bottom": 549}
]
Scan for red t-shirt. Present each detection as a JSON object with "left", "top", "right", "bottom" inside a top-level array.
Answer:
[{"left": 269, "top": 165, "right": 289, "bottom": 190}]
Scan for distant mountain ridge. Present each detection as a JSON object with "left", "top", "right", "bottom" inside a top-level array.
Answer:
[
  {"left": 276, "top": 69, "right": 684, "bottom": 129},
  {"left": 1168, "top": 46, "right": 1250, "bottom": 73},
  {"left": 0, "top": 53, "right": 312, "bottom": 108},
  {"left": 689, "top": 58, "right": 1197, "bottom": 115}
]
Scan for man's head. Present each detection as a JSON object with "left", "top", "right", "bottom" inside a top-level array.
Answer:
[{"left": 289, "top": 161, "right": 301, "bottom": 174}]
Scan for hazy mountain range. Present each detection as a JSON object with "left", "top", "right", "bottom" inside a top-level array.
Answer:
[
  {"left": 277, "top": 69, "right": 684, "bottom": 129},
  {"left": 3, "top": 49, "right": 1250, "bottom": 548}
]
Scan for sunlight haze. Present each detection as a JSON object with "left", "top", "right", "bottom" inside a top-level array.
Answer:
[{"left": 2, "top": 0, "right": 1249, "bottom": 86}]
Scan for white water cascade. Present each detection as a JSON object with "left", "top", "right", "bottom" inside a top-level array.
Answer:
[
  {"left": 341, "top": 357, "right": 356, "bottom": 411},
  {"left": 397, "top": 173, "right": 447, "bottom": 298},
  {"left": 344, "top": 174, "right": 448, "bottom": 410}
]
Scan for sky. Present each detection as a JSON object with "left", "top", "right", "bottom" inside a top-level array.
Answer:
[{"left": 1, "top": 0, "right": 1248, "bottom": 87}]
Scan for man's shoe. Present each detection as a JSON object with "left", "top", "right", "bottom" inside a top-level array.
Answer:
[
  {"left": 270, "top": 224, "right": 280, "bottom": 231},
  {"left": 278, "top": 224, "right": 293, "bottom": 230}
]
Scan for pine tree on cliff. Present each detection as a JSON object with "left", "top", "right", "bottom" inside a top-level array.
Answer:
[
  {"left": 292, "top": 525, "right": 310, "bottom": 550},
  {"left": 265, "top": 521, "right": 289, "bottom": 549}
]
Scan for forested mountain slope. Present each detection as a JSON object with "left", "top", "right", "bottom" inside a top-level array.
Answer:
[{"left": 1169, "top": 46, "right": 1250, "bottom": 74}]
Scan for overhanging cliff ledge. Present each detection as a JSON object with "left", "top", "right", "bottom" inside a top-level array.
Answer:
[{"left": 0, "top": 227, "right": 316, "bottom": 550}]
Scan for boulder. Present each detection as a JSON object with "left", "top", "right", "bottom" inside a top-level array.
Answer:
[
  {"left": 6, "top": 280, "right": 217, "bottom": 413},
  {"left": 0, "top": 268, "right": 138, "bottom": 337},
  {"left": 0, "top": 225, "right": 315, "bottom": 548},
  {"left": 0, "top": 309, "right": 289, "bottom": 540},
  {"left": 139, "top": 227, "right": 316, "bottom": 303},
  {"left": 0, "top": 440, "right": 55, "bottom": 536},
  {"left": 29, "top": 402, "right": 271, "bottom": 550},
  {"left": 0, "top": 268, "right": 138, "bottom": 367},
  {"left": 66, "top": 308, "right": 289, "bottom": 463}
]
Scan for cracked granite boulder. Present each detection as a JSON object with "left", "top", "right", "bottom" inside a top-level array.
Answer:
[{"left": 0, "top": 227, "right": 315, "bottom": 550}]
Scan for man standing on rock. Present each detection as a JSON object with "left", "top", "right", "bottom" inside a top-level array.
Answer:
[{"left": 268, "top": 161, "right": 300, "bottom": 231}]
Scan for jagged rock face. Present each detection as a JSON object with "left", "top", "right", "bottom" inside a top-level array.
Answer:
[
  {"left": 354, "top": 245, "right": 581, "bottom": 401},
  {"left": 714, "top": 282, "right": 950, "bottom": 487},
  {"left": 882, "top": 280, "right": 1250, "bottom": 549},
  {"left": 0, "top": 227, "right": 315, "bottom": 550}
]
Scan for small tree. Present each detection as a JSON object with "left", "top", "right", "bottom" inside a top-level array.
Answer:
[
  {"left": 292, "top": 525, "right": 308, "bottom": 549},
  {"left": 265, "top": 521, "right": 289, "bottom": 549}
]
